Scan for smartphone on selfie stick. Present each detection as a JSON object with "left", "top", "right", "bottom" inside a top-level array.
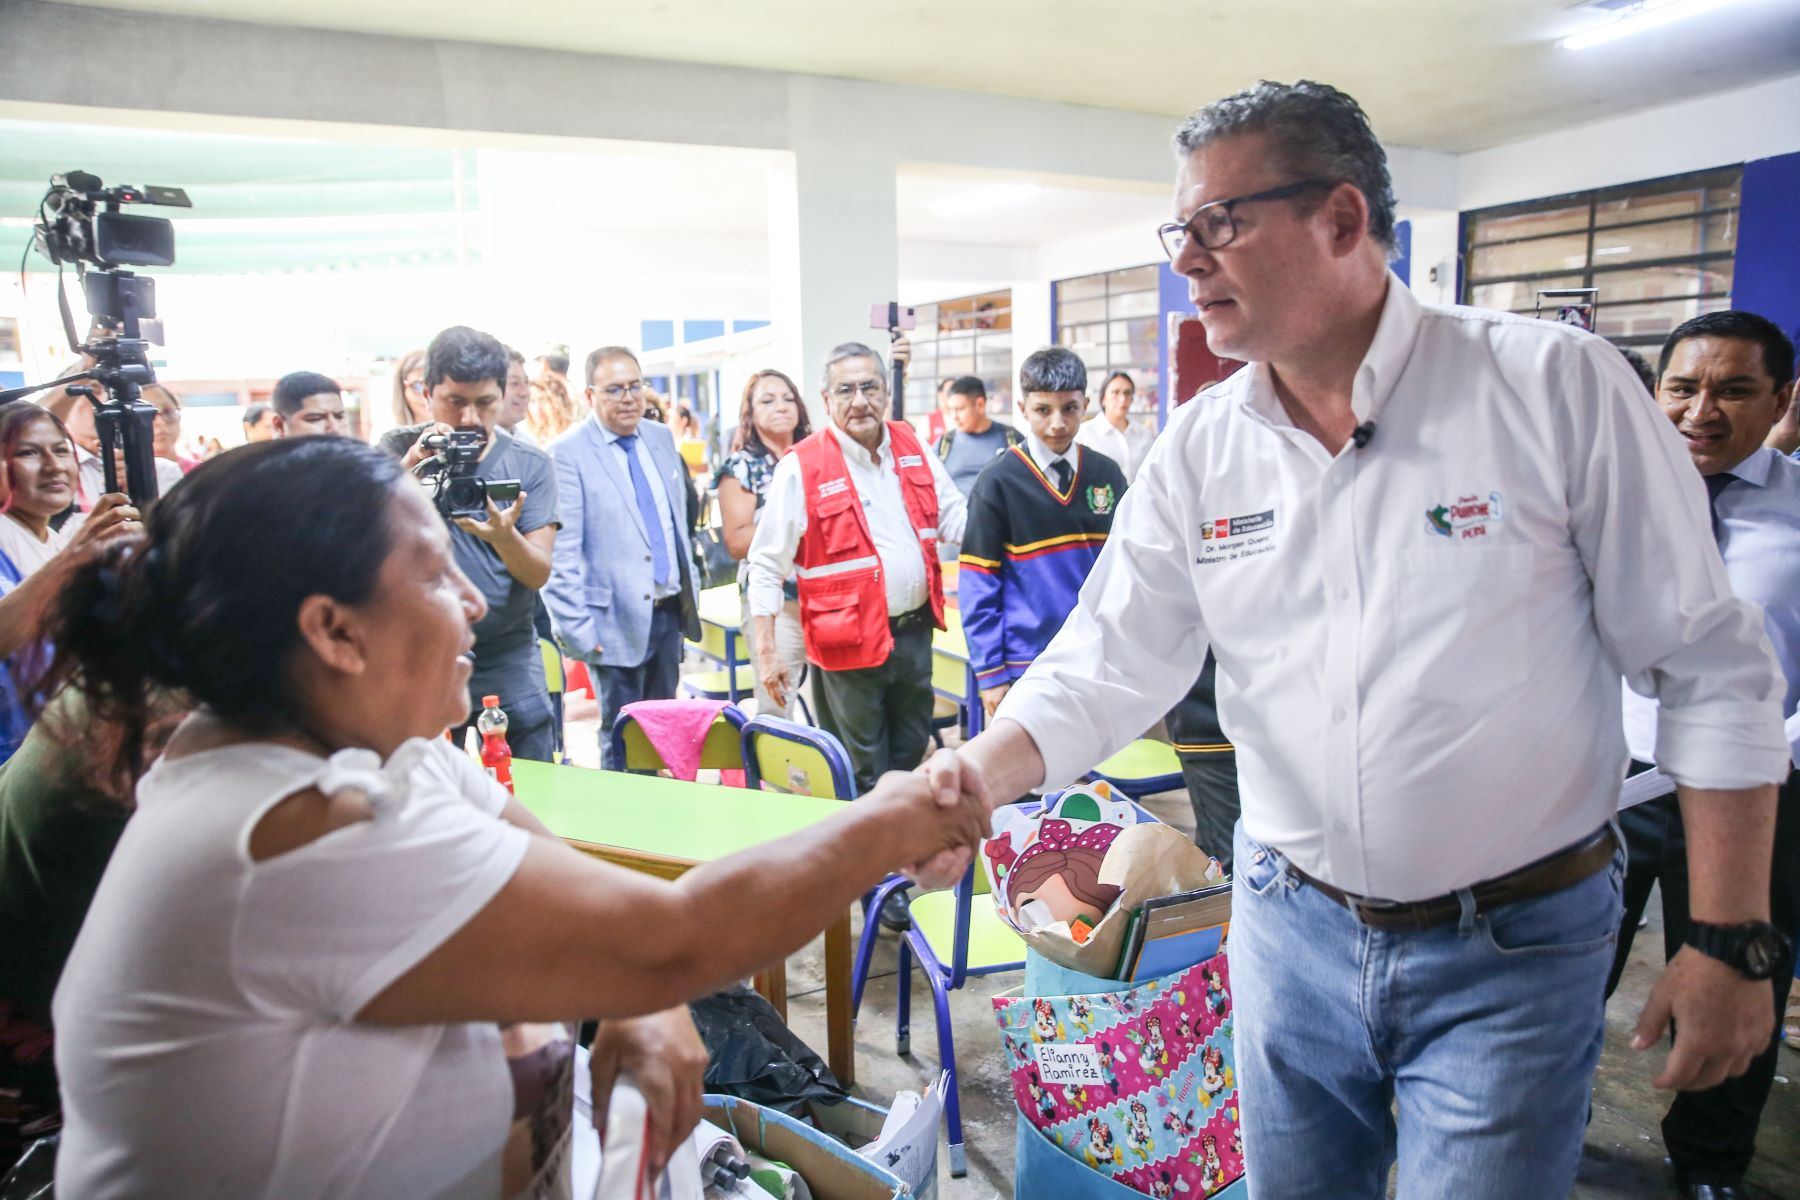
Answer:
[{"left": 870, "top": 302, "right": 917, "bottom": 420}]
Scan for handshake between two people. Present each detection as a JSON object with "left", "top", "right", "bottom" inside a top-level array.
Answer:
[{"left": 867, "top": 730, "right": 1043, "bottom": 890}]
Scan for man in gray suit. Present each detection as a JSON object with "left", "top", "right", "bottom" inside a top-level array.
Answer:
[{"left": 544, "top": 346, "right": 701, "bottom": 768}]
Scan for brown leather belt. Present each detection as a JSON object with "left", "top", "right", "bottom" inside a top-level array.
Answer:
[{"left": 1288, "top": 826, "right": 1618, "bottom": 932}]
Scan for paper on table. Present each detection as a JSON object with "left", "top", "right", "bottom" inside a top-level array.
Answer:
[
  {"left": 857, "top": 1070, "right": 946, "bottom": 1197},
  {"left": 1618, "top": 764, "right": 1677, "bottom": 810}
]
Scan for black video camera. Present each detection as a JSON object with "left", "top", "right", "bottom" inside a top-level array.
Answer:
[
  {"left": 418, "top": 429, "right": 522, "bottom": 520},
  {"left": 0, "top": 172, "right": 195, "bottom": 505}
]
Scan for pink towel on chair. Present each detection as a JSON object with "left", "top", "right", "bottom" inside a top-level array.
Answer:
[{"left": 618, "top": 699, "right": 745, "bottom": 785}]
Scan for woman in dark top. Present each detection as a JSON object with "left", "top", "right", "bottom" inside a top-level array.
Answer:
[{"left": 712, "top": 369, "right": 811, "bottom": 718}]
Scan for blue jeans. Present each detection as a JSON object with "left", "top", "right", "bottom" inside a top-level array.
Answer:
[
  {"left": 592, "top": 601, "right": 685, "bottom": 771},
  {"left": 1229, "top": 822, "right": 1624, "bottom": 1200}
]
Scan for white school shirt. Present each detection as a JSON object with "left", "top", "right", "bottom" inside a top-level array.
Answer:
[
  {"left": 998, "top": 279, "right": 1788, "bottom": 901},
  {"left": 746, "top": 422, "right": 968, "bottom": 620},
  {"left": 74, "top": 445, "right": 184, "bottom": 506},
  {"left": 0, "top": 512, "right": 78, "bottom": 581},
  {"left": 53, "top": 737, "right": 532, "bottom": 1200},
  {"left": 1076, "top": 414, "right": 1155, "bottom": 483}
]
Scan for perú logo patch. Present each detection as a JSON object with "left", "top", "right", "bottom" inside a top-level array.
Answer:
[{"left": 1427, "top": 492, "right": 1504, "bottom": 540}]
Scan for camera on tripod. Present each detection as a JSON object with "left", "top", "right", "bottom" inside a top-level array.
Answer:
[
  {"left": 0, "top": 171, "right": 193, "bottom": 505},
  {"left": 417, "top": 429, "right": 522, "bottom": 520}
]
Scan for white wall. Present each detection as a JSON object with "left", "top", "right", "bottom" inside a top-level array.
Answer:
[{"left": 1458, "top": 71, "right": 1800, "bottom": 211}]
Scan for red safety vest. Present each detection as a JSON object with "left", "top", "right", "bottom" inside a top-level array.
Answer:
[{"left": 793, "top": 422, "right": 945, "bottom": 671}]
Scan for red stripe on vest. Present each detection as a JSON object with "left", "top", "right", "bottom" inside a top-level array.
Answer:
[{"left": 793, "top": 422, "right": 945, "bottom": 671}]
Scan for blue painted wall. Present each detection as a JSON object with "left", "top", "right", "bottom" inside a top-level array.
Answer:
[
  {"left": 682, "top": 319, "right": 726, "bottom": 343},
  {"left": 1734, "top": 151, "right": 1800, "bottom": 343},
  {"left": 1390, "top": 218, "right": 1412, "bottom": 287},
  {"left": 1156, "top": 261, "right": 1192, "bottom": 427},
  {"left": 640, "top": 320, "right": 675, "bottom": 352}
]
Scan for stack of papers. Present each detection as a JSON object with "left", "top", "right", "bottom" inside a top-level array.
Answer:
[{"left": 1112, "top": 882, "right": 1232, "bottom": 982}]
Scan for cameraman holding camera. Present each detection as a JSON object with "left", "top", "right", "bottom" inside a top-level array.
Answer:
[{"left": 377, "top": 326, "right": 561, "bottom": 760}]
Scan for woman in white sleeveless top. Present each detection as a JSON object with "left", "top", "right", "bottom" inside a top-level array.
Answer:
[{"left": 44, "top": 438, "right": 988, "bottom": 1199}]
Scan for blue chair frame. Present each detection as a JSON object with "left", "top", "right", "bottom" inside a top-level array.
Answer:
[
  {"left": 608, "top": 702, "right": 747, "bottom": 775},
  {"left": 738, "top": 714, "right": 856, "bottom": 797},
  {"left": 1085, "top": 739, "right": 1184, "bottom": 796}
]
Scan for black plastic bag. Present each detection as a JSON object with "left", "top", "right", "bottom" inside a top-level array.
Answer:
[
  {"left": 0, "top": 1133, "right": 55, "bottom": 1200},
  {"left": 687, "top": 985, "right": 846, "bottom": 1116}
]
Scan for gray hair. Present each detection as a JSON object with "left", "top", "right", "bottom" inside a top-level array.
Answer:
[
  {"left": 820, "top": 341, "right": 887, "bottom": 392},
  {"left": 1019, "top": 346, "right": 1087, "bottom": 395},
  {"left": 1172, "top": 80, "right": 1397, "bottom": 252}
]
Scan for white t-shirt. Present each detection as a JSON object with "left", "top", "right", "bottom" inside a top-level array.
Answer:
[
  {"left": 53, "top": 736, "right": 535, "bottom": 1200},
  {"left": 0, "top": 512, "right": 78, "bottom": 584}
]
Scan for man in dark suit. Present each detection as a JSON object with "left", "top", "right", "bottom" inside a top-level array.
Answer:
[{"left": 543, "top": 346, "right": 700, "bottom": 769}]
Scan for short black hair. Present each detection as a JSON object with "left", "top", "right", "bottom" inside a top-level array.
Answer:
[
  {"left": 1616, "top": 348, "right": 1656, "bottom": 396},
  {"left": 243, "top": 403, "right": 272, "bottom": 428},
  {"left": 1019, "top": 347, "right": 1087, "bottom": 395},
  {"left": 1659, "top": 311, "right": 1796, "bottom": 393},
  {"left": 948, "top": 375, "right": 986, "bottom": 401},
  {"left": 271, "top": 371, "right": 342, "bottom": 418},
  {"left": 536, "top": 345, "right": 571, "bottom": 376},
  {"left": 584, "top": 345, "right": 642, "bottom": 387},
  {"left": 502, "top": 344, "right": 525, "bottom": 367},
  {"left": 424, "top": 325, "right": 509, "bottom": 392}
]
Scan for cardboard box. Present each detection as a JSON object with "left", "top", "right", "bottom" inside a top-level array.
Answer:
[{"left": 702, "top": 1095, "right": 913, "bottom": 1199}]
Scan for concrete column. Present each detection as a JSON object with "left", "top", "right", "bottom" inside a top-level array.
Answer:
[{"left": 766, "top": 78, "right": 900, "bottom": 425}]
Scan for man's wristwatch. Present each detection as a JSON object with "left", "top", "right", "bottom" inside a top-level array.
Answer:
[{"left": 1685, "top": 920, "right": 1791, "bottom": 980}]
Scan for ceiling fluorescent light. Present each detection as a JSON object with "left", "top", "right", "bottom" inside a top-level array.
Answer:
[
  {"left": 928, "top": 183, "right": 1042, "bottom": 218},
  {"left": 1560, "top": 0, "right": 1744, "bottom": 50}
]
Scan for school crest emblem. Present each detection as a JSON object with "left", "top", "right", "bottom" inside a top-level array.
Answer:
[{"left": 1087, "top": 484, "right": 1116, "bottom": 515}]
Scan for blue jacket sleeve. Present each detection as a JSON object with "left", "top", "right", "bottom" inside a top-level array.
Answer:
[{"left": 541, "top": 436, "right": 597, "bottom": 655}]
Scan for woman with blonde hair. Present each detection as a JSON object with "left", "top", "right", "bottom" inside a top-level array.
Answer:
[
  {"left": 389, "top": 348, "right": 429, "bottom": 428},
  {"left": 524, "top": 373, "right": 581, "bottom": 445}
]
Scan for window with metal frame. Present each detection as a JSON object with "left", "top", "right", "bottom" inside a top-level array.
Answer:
[
  {"left": 1053, "top": 264, "right": 1162, "bottom": 437},
  {"left": 1461, "top": 166, "right": 1740, "bottom": 352},
  {"left": 903, "top": 288, "right": 1014, "bottom": 420}
]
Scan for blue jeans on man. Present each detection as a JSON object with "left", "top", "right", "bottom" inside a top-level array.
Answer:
[
  {"left": 591, "top": 598, "right": 685, "bottom": 771},
  {"left": 1228, "top": 822, "right": 1624, "bottom": 1199}
]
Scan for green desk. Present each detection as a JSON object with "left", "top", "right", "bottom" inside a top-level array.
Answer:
[
  {"left": 512, "top": 759, "right": 858, "bottom": 1086},
  {"left": 690, "top": 585, "right": 748, "bottom": 701},
  {"left": 931, "top": 611, "right": 973, "bottom": 736}
]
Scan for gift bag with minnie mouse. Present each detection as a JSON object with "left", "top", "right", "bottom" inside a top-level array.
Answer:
[{"left": 993, "top": 952, "right": 1244, "bottom": 1199}]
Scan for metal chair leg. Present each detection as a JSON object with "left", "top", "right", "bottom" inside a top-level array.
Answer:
[
  {"left": 927, "top": 964, "right": 967, "bottom": 1177},
  {"left": 895, "top": 935, "right": 912, "bottom": 1057},
  {"left": 851, "top": 876, "right": 910, "bottom": 1020}
]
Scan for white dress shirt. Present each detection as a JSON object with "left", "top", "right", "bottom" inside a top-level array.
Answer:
[
  {"left": 1623, "top": 446, "right": 1800, "bottom": 767},
  {"left": 594, "top": 415, "right": 684, "bottom": 601},
  {"left": 1023, "top": 430, "right": 1079, "bottom": 482},
  {"left": 1076, "top": 414, "right": 1154, "bottom": 482},
  {"left": 999, "top": 280, "right": 1788, "bottom": 900},
  {"left": 76, "top": 446, "right": 184, "bottom": 506},
  {"left": 747, "top": 423, "right": 968, "bottom": 620}
]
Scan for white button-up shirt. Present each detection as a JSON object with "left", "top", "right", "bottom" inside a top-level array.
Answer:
[
  {"left": 747, "top": 422, "right": 969, "bottom": 621},
  {"left": 1076, "top": 414, "right": 1155, "bottom": 482},
  {"left": 1023, "top": 430, "right": 1076, "bottom": 481},
  {"left": 999, "top": 280, "right": 1788, "bottom": 900},
  {"left": 1624, "top": 446, "right": 1800, "bottom": 766}
]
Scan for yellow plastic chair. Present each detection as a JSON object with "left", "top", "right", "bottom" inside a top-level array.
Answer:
[
  {"left": 739, "top": 715, "right": 855, "bottom": 798},
  {"left": 539, "top": 639, "right": 567, "bottom": 763},
  {"left": 680, "top": 663, "right": 760, "bottom": 703},
  {"left": 1086, "top": 737, "right": 1184, "bottom": 796},
  {"left": 610, "top": 703, "right": 748, "bottom": 780}
]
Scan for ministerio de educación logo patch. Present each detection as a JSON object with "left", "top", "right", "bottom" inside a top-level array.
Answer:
[{"left": 1426, "top": 492, "right": 1505, "bottom": 540}]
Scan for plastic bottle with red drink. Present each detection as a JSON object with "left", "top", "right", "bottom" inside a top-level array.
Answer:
[{"left": 477, "top": 695, "right": 513, "bottom": 793}]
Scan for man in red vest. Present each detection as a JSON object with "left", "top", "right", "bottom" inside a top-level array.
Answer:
[{"left": 746, "top": 341, "right": 969, "bottom": 799}]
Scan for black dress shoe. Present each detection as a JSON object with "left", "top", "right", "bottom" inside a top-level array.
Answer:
[
  {"left": 879, "top": 888, "right": 913, "bottom": 932},
  {"left": 1681, "top": 1183, "right": 1747, "bottom": 1200}
]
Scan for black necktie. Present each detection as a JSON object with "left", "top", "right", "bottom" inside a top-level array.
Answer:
[
  {"left": 1050, "top": 458, "right": 1072, "bottom": 492},
  {"left": 1705, "top": 472, "right": 1737, "bottom": 544}
]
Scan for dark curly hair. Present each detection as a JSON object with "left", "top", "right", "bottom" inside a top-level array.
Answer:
[{"left": 34, "top": 437, "right": 405, "bottom": 795}]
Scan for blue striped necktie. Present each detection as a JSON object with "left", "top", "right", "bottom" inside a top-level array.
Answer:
[{"left": 616, "top": 434, "right": 671, "bottom": 587}]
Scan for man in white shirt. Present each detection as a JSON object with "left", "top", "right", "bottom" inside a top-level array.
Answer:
[
  {"left": 1075, "top": 369, "right": 1155, "bottom": 482},
  {"left": 1611, "top": 311, "right": 1799, "bottom": 1200},
  {"left": 746, "top": 342, "right": 967, "bottom": 798},
  {"left": 56, "top": 390, "right": 184, "bottom": 503},
  {"left": 919, "top": 81, "right": 1787, "bottom": 1200}
]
